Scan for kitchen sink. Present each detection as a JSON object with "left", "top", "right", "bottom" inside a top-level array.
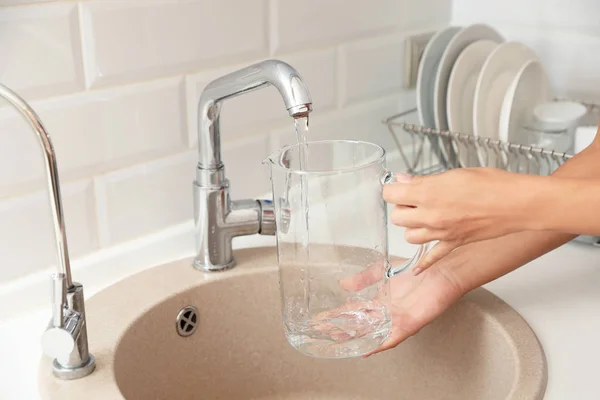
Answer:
[{"left": 38, "top": 247, "right": 547, "bottom": 400}]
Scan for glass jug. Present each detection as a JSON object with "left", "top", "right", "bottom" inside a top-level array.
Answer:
[{"left": 264, "top": 140, "right": 430, "bottom": 359}]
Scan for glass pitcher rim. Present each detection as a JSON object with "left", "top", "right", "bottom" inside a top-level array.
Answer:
[{"left": 263, "top": 139, "right": 387, "bottom": 176}]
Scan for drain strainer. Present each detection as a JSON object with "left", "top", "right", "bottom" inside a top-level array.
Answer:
[{"left": 176, "top": 306, "right": 199, "bottom": 337}]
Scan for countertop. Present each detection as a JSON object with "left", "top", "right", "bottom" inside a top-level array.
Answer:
[{"left": 1, "top": 221, "right": 599, "bottom": 399}]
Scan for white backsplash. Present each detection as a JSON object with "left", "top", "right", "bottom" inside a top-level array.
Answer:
[
  {"left": 452, "top": 0, "right": 600, "bottom": 100},
  {"left": 0, "top": 0, "right": 451, "bottom": 285}
]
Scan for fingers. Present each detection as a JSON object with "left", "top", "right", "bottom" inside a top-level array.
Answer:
[
  {"left": 339, "top": 256, "right": 410, "bottom": 293},
  {"left": 393, "top": 210, "right": 448, "bottom": 245},
  {"left": 404, "top": 227, "right": 444, "bottom": 244},
  {"left": 390, "top": 205, "right": 422, "bottom": 228},
  {"left": 412, "top": 241, "right": 457, "bottom": 276},
  {"left": 312, "top": 320, "right": 352, "bottom": 343},
  {"left": 363, "top": 327, "right": 415, "bottom": 357},
  {"left": 339, "top": 260, "right": 385, "bottom": 292},
  {"left": 382, "top": 176, "right": 424, "bottom": 206}
]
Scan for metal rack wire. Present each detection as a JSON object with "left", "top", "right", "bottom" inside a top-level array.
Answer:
[
  {"left": 383, "top": 101, "right": 600, "bottom": 247},
  {"left": 385, "top": 108, "right": 574, "bottom": 176},
  {"left": 384, "top": 99, "right": 600, "bottom": 176}
]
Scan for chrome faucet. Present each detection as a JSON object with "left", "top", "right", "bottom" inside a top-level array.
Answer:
[
  {"left": 194, "top": 59, "right": 312, "bottom": 271},
  {"left": 0, "top": 84, "right": 95, "bottom": 379}
]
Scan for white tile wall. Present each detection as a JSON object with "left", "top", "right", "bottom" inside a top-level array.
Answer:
[
  {"left": 452, "top": 0, "right": 600, "bottom": 98},
  {"left": 0, "top": 77, "right": 187, "bottom": 198},
  {"left": 340, "top": 34, "right": 406, "bottom": 105},
  {"left": 0, "top": 3, "right": 84, "bottom": 99},
  {"left": 223, "top": 134, "right": 271, "bottom": 199},
  {"left": 94, "top": 151, "right": 196, "bottom": 246},
  {"left": 406, "top": 0, "right": 453, "bottom": 29},
  {"left": 452, "top": 0, "right": 542, "bottom": 26},
  {"left": 540, "top": 0, "right": 600, "bottom": 35},
  {"left": 0, "top": 0, "right": 450, "bottom": 283},
  {"left": 0, "top": 179, "right": 98, "bottom": 283},
  {"left": 272, "top": 0, "right": 406, "bottom": 53},
  {"left": 80, "top": 0, "right": 269, "bottom": 88},
  {"left": 0, "top": 1, "right": 55, "bottom": 5}
]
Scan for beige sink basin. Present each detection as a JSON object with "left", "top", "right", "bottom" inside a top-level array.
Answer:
[{"left": 39, "top": 247, "right": 547, "bottom": 400}]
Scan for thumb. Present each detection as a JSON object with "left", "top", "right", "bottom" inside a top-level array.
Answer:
[
  {"left": 413, "top": 241, "right": 457, "bottom": 276},
  {"left": 393, "top": 173, "right": 413, "bottom": 183},
  {"left": 392, "top": 173, "right": 426, "bottom": 184}
]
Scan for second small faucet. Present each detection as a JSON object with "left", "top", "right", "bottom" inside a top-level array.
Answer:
[{"left": 193, "top": 59, "right": 313, "bottom": 271}]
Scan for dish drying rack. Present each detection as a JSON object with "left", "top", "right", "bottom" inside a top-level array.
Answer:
[{"left": 384, "top": 99, "right": 600, "bottom": 247}]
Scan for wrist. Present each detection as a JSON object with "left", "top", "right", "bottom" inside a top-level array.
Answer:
[
  {"left": 440, "top": 229, "right": 575, "bottom": 294},
  {"left": 513, "top": 175, "right": 553, "bottom": 232}
]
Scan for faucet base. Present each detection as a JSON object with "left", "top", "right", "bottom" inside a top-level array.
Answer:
[
  {"left": 192, "top": 257, "right": 236, "bottom": 272},
  {"left": 52, "top": 354, "right": 96, "bottom": 380}
]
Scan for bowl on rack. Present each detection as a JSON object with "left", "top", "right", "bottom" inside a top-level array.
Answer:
[{"left": 527, "top": 101, "right": 588, "bottom": 154}]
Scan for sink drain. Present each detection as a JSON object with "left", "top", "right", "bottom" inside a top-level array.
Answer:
[{"left": 176, "top": 306, "right": 198, "bottom": 337}]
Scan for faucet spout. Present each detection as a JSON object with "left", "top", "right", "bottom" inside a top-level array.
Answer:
[
  {"left": 193, "top": 59, "right": 312, "bottom": 271},
  {"left": 197, "top": 60, "right": 312, "bottom": 173}
]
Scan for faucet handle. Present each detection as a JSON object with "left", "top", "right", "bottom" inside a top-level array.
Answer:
[
  {"left": 41, "top": 326, "right": 75, "bottom": 360},
  {"left": 50, "top": 272, "right": 66, "bottom": 328},
  {"left": 42, "top": 273, "right": 75, "bottom": 360},
  {"left": 41, "top": 280, "right": 96, "bottom": 379}
]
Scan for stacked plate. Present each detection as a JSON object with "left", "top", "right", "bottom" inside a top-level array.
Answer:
[{"left": 417, "top": 24, "right": 552, "bottom": 167}]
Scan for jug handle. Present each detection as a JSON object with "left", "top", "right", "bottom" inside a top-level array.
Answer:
[
  {"left": 381, "top": 171, "right": 433, "bottom": 278},
  {"left": 387, "top": 242, "right": 433, "bottom": 277}
]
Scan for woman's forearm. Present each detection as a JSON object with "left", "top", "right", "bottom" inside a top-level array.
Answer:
[
  {"left": 439, "top": 135, "right": 600, "bottom": 293},
  {"left": 529, "top": 176, "right": 600, "bottom": 236},
  {"left": 440, "top": 230, "right": 574, "bottom": 293}
]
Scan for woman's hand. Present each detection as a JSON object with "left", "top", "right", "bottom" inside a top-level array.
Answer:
[
  {"left": 330, "top": 127, "right": 600, "bottom": 356},
  {"left": 383, "top": 168, "right": 540, "bottom": 274},
  {"left": 339, "top": 257, "right": 466, "bottom": 356}
]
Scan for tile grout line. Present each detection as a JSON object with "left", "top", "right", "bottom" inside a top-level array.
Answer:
[
  {"left": 91, "top": 174, "right": 111, "bottom": 249},
  {"left": 265, "top": 0, "right": 278, "bottom": 58},
  {"left": 267, "top": 0, "right": 276, "bottom": 56},
  {"left": 89, "top": 177, "right": 103, "bottom": 251},
  {"left": 335, "top": 44, "right": 345, "bottom": 110},
  {"left": 76, "top": 1, "right": 94, "bottom": 90}
]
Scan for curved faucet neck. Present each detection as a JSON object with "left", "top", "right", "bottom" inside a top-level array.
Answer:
[
  {"left": 196, "top": 59, "right": 312, "bottom": 184},
  {"left": 0, "top": 84, "right": 73, "bottom": 288}
]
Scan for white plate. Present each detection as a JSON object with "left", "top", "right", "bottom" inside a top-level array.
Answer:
[
  {"left": 416, "top": 26, "right": 461, "bottom": 128},
  {"left": 434, "top": 24, "right": 504, "bottom": 130},
  {"left": 575, "top": 125, "right": 597, "bottom": 154},
  {"left": 499, "top": 60, "right": 552, "bottom": 144},
  {"left": 447, "top": 40, "right": 499, "bottom": 134},
  {"left": 473, "top": 42, "right": 538, "bottom": 140}
]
